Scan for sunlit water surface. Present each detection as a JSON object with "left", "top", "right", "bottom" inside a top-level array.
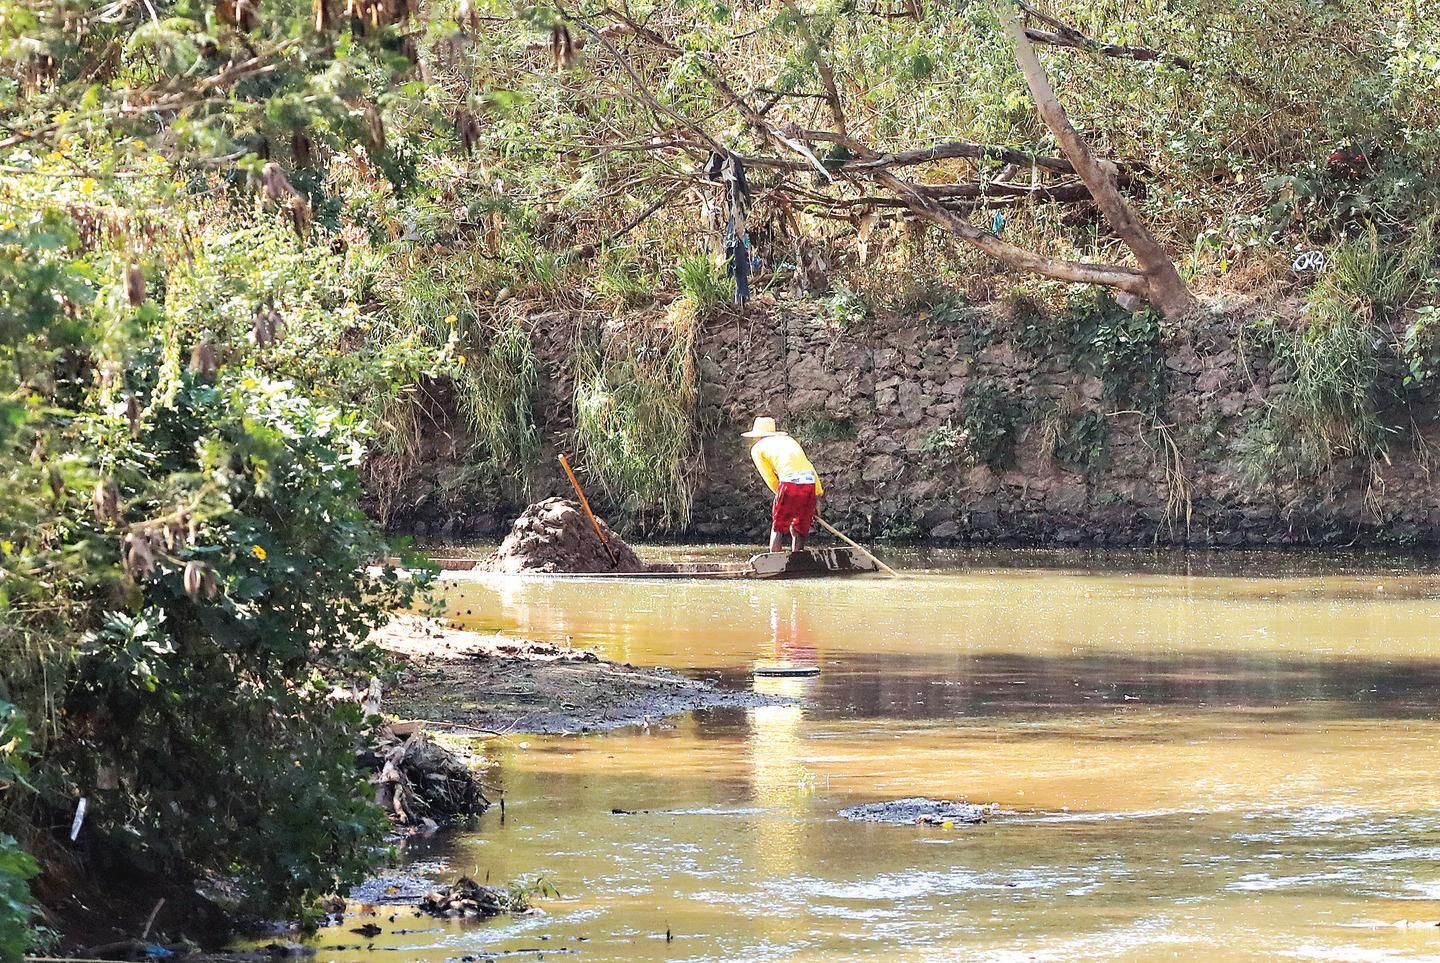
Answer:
[{"left": 327, "top": 548, "right": 1440, "bottom": 961}]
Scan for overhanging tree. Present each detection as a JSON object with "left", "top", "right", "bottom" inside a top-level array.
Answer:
[{"left": 525, "top": 1, "right": 1198, "bottom": 317}]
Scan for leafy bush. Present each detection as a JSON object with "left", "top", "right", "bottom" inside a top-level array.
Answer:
[
  {"left": 1066, "top": 292, "right": 1168, "bottom": 413},
  {"left": 1041, "top": 408, "right": 1109, "bottom": 471},
  {"left": 961, "top": 380, "right": 1026, "bottom": 468},
  {"left": 920, "top": 423, "right": 970, "bottom": 465},
  {"left": 0, "top": 703, "right": 36, "bottom": 963},
  {"left": 48, "top": 375, "right": 409, "bottom": 916},
  {"left": 0, "top": 832, "right": 37, "bottom": 963},
  {"left": 824, "top": 287, "right": 872, "bottom": 330}
]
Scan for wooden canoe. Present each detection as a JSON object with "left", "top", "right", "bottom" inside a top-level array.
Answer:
[{"left": 419, "top": 546, "right": 881, "bottom": 580}]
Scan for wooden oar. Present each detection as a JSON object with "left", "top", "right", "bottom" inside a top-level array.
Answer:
[
  {"left": 558, "top": 453, "right": 619, "bottom": 568},
  {"left": 815, "top": 515, "right": 899, "bottom": 577}
]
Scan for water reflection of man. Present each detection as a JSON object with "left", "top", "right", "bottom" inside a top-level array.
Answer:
[{"left": 748, "top": 598, "right": 824, "bottom": 889}]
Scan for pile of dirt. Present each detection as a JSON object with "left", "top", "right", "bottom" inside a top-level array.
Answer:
[{"left": 486, "top": 496, "right": 646, "bottom": 574}]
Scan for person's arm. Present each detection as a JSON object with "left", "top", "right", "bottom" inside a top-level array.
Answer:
[{"left": 751, "top": 444, "right": 780, "bottom": 493}]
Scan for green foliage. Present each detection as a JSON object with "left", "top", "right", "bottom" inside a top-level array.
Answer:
[
  {"left": 916, "top": 293, "right": 973, "bottom": 327},
  {"left": 1267, "top": 153, "right": 1440, "bottom": 242},
  {"left": 676, "top": 254, "right": 733, "bottom": 315},
  {"left": 961, "top": 380, "right": 1025, "bottom": 468},
  {"left": 0, "top": 831, "right": 37, "bottom": 963},
  {"left": 595, "top": 247, "right": 657, "bottom": 307},
  {"left": 573, "top": 324, "right": 701, "bottom": 528},
  {"left": 1042, "top": 408, "right": 1109, "bottom": 471},
  {"left": 788, "top": 408, "right": 856, "bottom": 445},
  {"left": 48, "top": 376, "right": 405, "bottom": 915},
  {"left": 920, "top": 423, "right": 969, "bottom": 465},
  {"left": 0, "top": 202, "right": 420, "bottom": 927},
  {"left": 0, "top": 703, "right": 36, "bottom": 963},
  {"left": 1065, "top": 292, "right": 1168, "bottom": 413},
  {"left": 1010, "top": 295, "right": 1068, "bottom": 358},
  {"left": 824, "top": 287, "right": 871, "bottom": 330},
  {"left": 877, "top": 515, "right": 923, "bottom": 542},
  {"left": 506, "top": 875, "right": 562, "bottom": 912},
  {"left": 1244, "top": 221, "right": 1436, "bottom": 482}
]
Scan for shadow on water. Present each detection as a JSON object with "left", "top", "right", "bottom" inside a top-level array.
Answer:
[{"left": 699, "top": 649, "right": 1440, "bottom": 724}]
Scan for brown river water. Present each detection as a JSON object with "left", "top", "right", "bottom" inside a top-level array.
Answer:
[{"left": 323, "top": 548, "right": 1440, "bottom": 961}]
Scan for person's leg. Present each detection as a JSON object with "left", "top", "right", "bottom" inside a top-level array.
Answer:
[
  {"left": 770, "top": 529, "right": 784, "bottom": 553},
  {"left": 791, "top": 483, "right": 817, "bottom": 553}
]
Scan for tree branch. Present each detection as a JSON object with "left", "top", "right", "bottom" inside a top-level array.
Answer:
[
  {"left": 873, "top": 168, "right": 1148, "bottom": 291},
  {"left": 564, "top": 185, "right": 685, "bottom": 260},
  {"left": 1001, "top": 3, "right": 1194, "bottom": 317},
  {"left": 782, "top": 1, "right": 851, "bottom": 140},
  {"left": 1019, "top": 2, "right": 1194, "bottom": 70}
]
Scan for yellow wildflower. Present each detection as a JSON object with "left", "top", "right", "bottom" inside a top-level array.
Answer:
[
  {"left": 251, "top": 545, "right": 267, "bottom": 561},
  {"left": 444, "top": 314, "right": 458, "bottom": 325},
  {"left": 456, "top": 354, "right": 467, "bottom": 365},
  {"left": 79, "top": 177, "right": 97, "bottom": 195}
]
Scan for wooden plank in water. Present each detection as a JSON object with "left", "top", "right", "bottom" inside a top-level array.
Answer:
[
  {"left": 406, "top": 546, "right": 880, "bottom": 580},
  {"left": 748, "top": 547, "right": 878, "bottom": 579}
]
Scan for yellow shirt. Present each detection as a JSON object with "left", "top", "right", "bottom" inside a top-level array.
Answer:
[{"left": 750, "top": 434, "right": 824, "bottom": 496}]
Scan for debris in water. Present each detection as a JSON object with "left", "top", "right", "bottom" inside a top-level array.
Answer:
[
  {"left": 418, "top": 876, "right": 524, "bottom": 918},
  {"left": 486, "top": 497, "right": 646, "bottom": 574},
  {"left": 358, "top": 729, "right": 488, "bottom": 826},
  {"left": 838, "top": 797, "right": 992, "bottom": 826}
]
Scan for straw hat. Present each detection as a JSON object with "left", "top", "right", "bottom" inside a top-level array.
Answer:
[{"left": 741, "top": 416, "right": 787, "bottom": 439}]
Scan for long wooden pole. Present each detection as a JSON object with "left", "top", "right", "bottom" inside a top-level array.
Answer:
[
  {"left": 558, "top": 453, "right": 619, "bottom": 568},
  {"left": 815, "top": 515, "right": 899, "bottom": 577}
]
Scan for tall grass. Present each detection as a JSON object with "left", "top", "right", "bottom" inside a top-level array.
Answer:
[
  {"left": 455, "top": 322, "right": 540, "bottom": 492},
  {"left": 595, "top": 246, "right": 657, "bottom": 307},
  {"left": 1244, "top": 219, "right": 1438, "bottom": 482},
  {"left": 676, "top": 253, "right": 733, "bottom": 315},
  {"left": 572, "top": 305, "right": 701, "bottom": 528}
]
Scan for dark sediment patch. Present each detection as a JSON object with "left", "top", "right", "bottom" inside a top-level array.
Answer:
[
  {"left": 486, "top": 497, "right": 646, "bottom": 574},
  {"left": 375, "top": 615, "right": 793, "bottom": 734},
  {"left": 839, "top": 797, "right": 993, "bottom": 826}
]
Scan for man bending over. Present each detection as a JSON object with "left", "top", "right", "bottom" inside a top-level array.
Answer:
[{"left": 743, "top": 416, "right": 825, "bottom": 553}]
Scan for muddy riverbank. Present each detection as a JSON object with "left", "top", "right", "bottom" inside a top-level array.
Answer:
[{"left": 375, "top": 615, "right": 791, "bottom": 734}]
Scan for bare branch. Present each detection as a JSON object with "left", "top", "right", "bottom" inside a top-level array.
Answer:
[
  {"left": 565, "top": 185, "right": 686, "bottom": 260},
  {"left": 782, "top": 1, "right": 851, "bottom": 139},
  {"left": 1019, "top": 2, "right": 1194, "bottom": 70},
  {"left": 1001, "top": 3, "right": 1195, "bottom": 316},
  {"left": 874, "top": 169, "right": 1148, "bottom": 291}
]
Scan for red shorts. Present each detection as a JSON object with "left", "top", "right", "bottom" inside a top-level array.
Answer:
[{"left": 772, "top": 481, "right": 818, "bottom": 536}]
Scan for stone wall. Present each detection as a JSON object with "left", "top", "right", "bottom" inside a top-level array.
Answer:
[{"left": 381, "top": 297, "right": 1440, "bottom": 547}]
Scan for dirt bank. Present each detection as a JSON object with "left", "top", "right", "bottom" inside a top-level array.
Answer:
[{"left": 375, "top": 615, "right": 789, "bottom": 734}]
